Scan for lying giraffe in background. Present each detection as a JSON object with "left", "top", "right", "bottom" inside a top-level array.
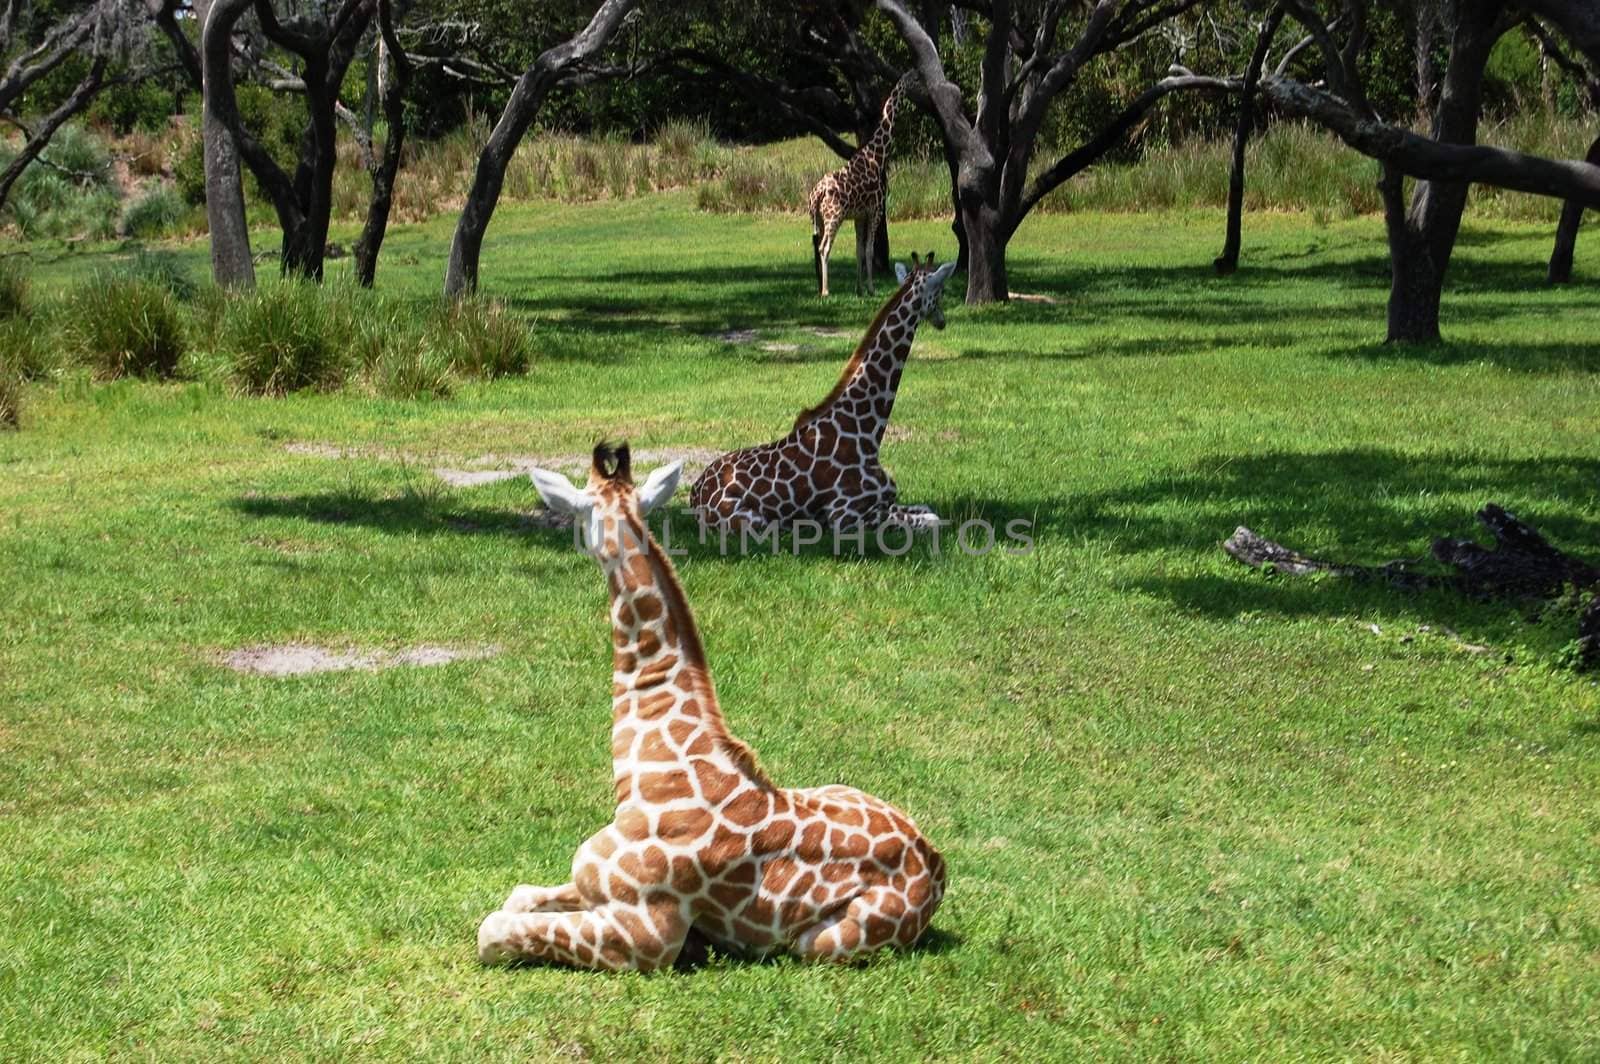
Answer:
[
  {"left": 690, "top": 253, "right": 959, "bottom": 533},
  {"left": 477, "top": 444, "right": 946, "bottom": 970},
  {"left": 809, "top": 73, "right": 912, "bottom": 297}
]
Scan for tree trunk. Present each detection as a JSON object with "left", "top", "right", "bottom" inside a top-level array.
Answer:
[
  {"left": 443, "top": 0, "right": 640, "bottom": 298},
  {"left": 1216, "top": 8, "right": 1283, "bottom": 276},
  {"left": 1548, "top": 130, "right": 1599, "bottom": 284},
  {"left": 200, "top": 0, "right": 256, "bottom": 289},
  {"left": 1378, "top": 0, "right": 1501, "bottom": 344},
  {"left": 354, "top": 0, "right": 409, "bottom": 288},
  {"left": 960, "top": 199, "right": 1007, "bottom": 303}
]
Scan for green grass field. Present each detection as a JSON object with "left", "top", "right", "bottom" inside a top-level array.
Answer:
[{"left": 3, "top": 194, "right": 1600, "bottom": 1059}]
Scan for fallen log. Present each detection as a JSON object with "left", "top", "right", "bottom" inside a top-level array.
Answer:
[{"left": 1222, "top": 503, "right": 1599, "bottom": 669}]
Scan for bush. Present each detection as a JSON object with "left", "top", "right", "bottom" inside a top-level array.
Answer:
[
  {"left": 67, "top": 276, "right": 186, "bottom": 380},
  {"left": 121, "top": 249, "right": 199, "bottom": 301},
  {"left": 0, "top": 259, "right": 28, "bottom": 320},
  {"left": 171, "top": 129, "right": 206, "bottom": 206},
  {"left": 39, "top": 125, "right": 113, "bottom": 189},
  {"left": 122, "top": 187, "right": 189, "bottom": 239},
  {"left": 0, "top": 346, "right": 20, "bottom": 428},
  {"left": 369, "top": 340, "right": 453, "bottom": 399},
  {"left": 1, "top": 129, "right": 121, "bottom": 241},
  {"left": 429, "top": 297, "right": 530, "bottom": 379},
  {"left": 224, "top": 282, "right": 351, "bottom": 394}
]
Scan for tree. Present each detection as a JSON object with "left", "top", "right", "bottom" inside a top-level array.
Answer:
[
  {"left": 874, "top": 0, "right": 1228, "bottom": 303},
  {"left": 1525, "top": 15, "right": 1599, "bottom": 285},
  {"left": 0, "top": 0, "right": 124, "bottom": 211},
  {"left": 199, "top": 0, "right": 257, "bottom": 288},
  {"left": 351, "top": 0, "right": 410, "bottom": 287},
  {"left": 443, "top": 0, "right": 640, "bottom": 297},
  {"left": 1221, "top": 0, "right": 1600, "bottom": 341}
]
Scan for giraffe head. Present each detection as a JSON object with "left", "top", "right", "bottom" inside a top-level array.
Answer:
[
  {"left": 892, "top": 251, "right": 959, "bottom": 330},
  {"left": 529, "top": 442, "right": 681, "bottom": 559}
]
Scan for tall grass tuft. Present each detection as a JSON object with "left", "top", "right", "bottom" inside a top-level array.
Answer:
[
  {"left": 67, "top": 276, "right": 186, "bottom": 380},
  {"left": 0, "top": 258, "right": 28, "bottom": 320},
  {"left": 121, "top": 187, "right": 189, "bottom": 239},
  {"left": 0, "top": 343, "right": 20, "bottom": 428},
  {"left": 224, "top": 282, "right": 350, "bottom": 395},
  {"left": 429, "top": 297, "right": 531, "bottom": 379}
]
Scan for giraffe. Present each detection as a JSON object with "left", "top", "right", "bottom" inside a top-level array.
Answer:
[
  {"left": 810, "top": 73, "right": 912, "bottom": 298},
  {"left": 477, "top": 443, "right": 947, "bottom": 970},
  {"left": 689, "top": 253, "right": 958, "bottom": 534}
]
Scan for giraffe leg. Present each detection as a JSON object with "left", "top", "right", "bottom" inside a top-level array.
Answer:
[
  {"left": 794, "top": 885, "right": 914, "bottom": 964},
  {"left": 854, "top": 218, "right": 870, "bottom": 296},
  {"left": 885, "top": 504, "right": 942, "bottom": 530},
  {"left": 478, "top": 898, "right": 688, "bottom": 972},
  {"left": 501, "top": 882, "right": 583, "bottom": 913},
  {"left": 817, "top": 215, "right": 843, "bottom": 298},
  {"left": 811, "top": 207, "right": 825, "bottom": 295},
  {"left": 860, "top": 216, "right": 878, "bottom": 296}
]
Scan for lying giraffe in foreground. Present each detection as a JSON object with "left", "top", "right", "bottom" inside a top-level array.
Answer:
[
  {"left": 690, "top": 253, "right": 959, "bottom": 533},
  {"left": 477, "top": 444, "right": 946, "bottom": 969}
]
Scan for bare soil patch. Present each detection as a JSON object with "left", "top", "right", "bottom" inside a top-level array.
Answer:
[{"left": 222, "top": 643, "right": 499, "bottom": 677}]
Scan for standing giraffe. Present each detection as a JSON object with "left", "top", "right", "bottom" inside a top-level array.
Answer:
[
  {"left": 810, "top": 73, "right": 912, "bottom": 298},
  {"left": 477, "top": 443, "right": 946, "bottom": 970},
  {"left": 690, "top": 253, "right": 958, "bottom": 533}
]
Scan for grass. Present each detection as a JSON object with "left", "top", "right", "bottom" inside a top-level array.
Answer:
[{"left": 2, "top": 195, "right": 1600, "bottom": 1059}]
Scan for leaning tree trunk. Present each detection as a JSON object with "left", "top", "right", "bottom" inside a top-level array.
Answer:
[
  {"left": 444, "top": 0, "right": 639, "bottom": 297},
  {"left": 353, "top": 0, "right": 409, "bottom": 288},
  {"left": 0, "top": 55, "right": 107, "bottom": 212},
  {"left": 199, "top": 0, "right": 257, "bottom": 289},
  {"left": 1548, "top": 130, "right": 1599, "bottom": 284}
]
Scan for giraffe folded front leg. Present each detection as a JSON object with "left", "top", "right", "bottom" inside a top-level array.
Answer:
[
  {"left": 886, "top": 504, "right": 943, "bottom": 530},
  {"left": 501, "top": 882, "right": 583, "bottom": 914},
  {"left": 477, "top": 900, "right": 688, "bottom": 972}
]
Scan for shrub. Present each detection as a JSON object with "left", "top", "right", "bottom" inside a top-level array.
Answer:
[
  {"left": 224, "top": 282, "right": 351, "bottom": 394},
  {"left": 67, "top": 276, "right": 186, "bottom": 380},
  {"left": 428, "top": 297, "right": 530, "bottom": 379},
  {"left": 369, "top": 340, "right": 453, "bottom": 399},
  {"left": 0, "top": 259, "right": 28, "bottom": 320},
  {"left": 171, "top": 129, "right": 206, "bottom": 206},
  {"left": 39, "top": 125, "right": 113, "bottom": 189},
  {"left": 0, "top": 346, "right": 21, "bottom": 428},
  {"left": 121, "top": 249, "right": 199, "bottom": 301},
  {"left": 122, "top": 187, "right": 189, "bottom": 239},
  {"left": 0, "top": 316, "right": 56, "bottom": 380}
]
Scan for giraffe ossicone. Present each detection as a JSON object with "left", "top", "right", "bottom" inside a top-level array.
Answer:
[
  {"left": 478, "top": 443, "right": 947, "bottom": 970},
  {"left": 690, "top": 254, "right": 958, "bottom": 535},
  {"left": 810, "top": 73, "right": 913, "bottom": 298}
]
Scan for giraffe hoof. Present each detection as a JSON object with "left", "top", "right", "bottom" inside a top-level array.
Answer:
[{"left": 477, "top": 910, "right": 519, "bottom": 965}]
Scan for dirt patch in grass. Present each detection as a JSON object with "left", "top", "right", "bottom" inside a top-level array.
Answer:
[{"left": 222, "top": 643, "right": 499, "bottom": 677}]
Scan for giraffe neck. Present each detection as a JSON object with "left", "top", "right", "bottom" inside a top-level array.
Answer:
[
  {"left": 801, "top": 284, "right": 922, "bottom": 452},
  {"left": 859, "top": 84, "right": 902, "bottom": 167},
  {"left": 603, "top": 519, "right": 766, "bottom": 807}
]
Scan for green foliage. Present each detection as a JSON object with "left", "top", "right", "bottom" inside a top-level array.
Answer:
[
  {"left": 0, "top": 125, "right": 121, "bottom": 241},
  {"left": 121, "top": 249, "right": 200, "bottom": 301},
  {"left": 429, "top": 297, "right": 531, "bottom": 379},
  {"left": 368, "top": 339, "right": 455, "bottom": 399},
  {"left": 66, "top": 275, "right": 186, "bottom": 380},
  {"left": 223, "top": 281, "right": 352, "bottom": 395},
  {"left": 0, "top": 258, "right": 28, "bottom": 321},
  {"left": 0, "top": 340, "right": 20, "bottom": 428},
  {"left": 88, "top": 79, "right": 178, "bottom": 134},
  {"left": 171, "top": 129, "right": 207, "bottom": 206},
  {"left": 121, "top": 186, "right": 190, "bottom": 239}
]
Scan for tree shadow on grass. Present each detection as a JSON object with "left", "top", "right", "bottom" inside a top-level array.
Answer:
[{"left": 1052, "top": 446, "right": 1599, "bottom": 653}]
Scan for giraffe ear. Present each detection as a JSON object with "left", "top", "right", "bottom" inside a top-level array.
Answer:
[
  {"left": 894, "top": 262, "right": 909, "bottom": 285},
  {"left": 930, "top": 261, "right": 958, "bottom": 286},
  {"left": 529, "top": 467, "right": 588, "bottom": 514},
  {"left": 637, "top": 460, "right": 683, "bottom": 515}
]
